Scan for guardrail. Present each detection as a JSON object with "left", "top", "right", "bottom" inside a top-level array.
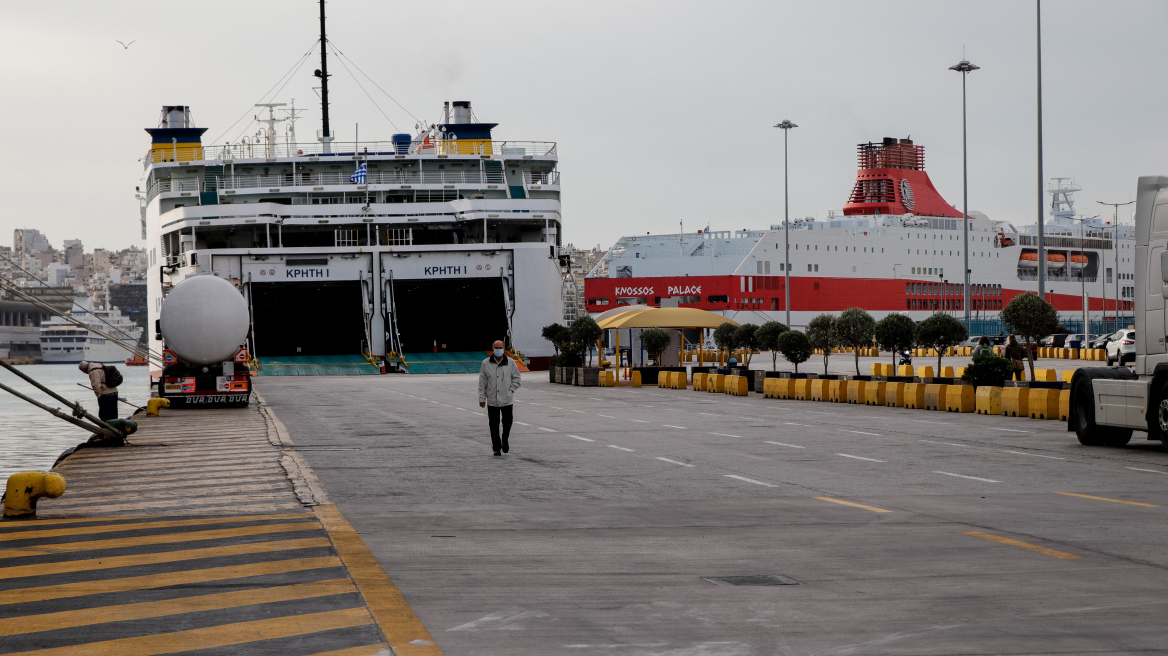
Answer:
[{"left": 146, "top": 140, "right": 557, "bottom": 167}]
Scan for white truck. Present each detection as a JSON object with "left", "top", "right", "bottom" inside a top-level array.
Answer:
[{"left": 1069, "top": 175, "right": 1168, "bottom": 449}]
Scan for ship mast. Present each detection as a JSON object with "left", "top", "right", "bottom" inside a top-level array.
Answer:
[{"left": 314, "top": 0, "right": 333, "bottom": 153}]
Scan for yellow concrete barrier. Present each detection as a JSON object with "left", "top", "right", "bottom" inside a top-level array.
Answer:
[
  {"left": 632, "top": 370, "right": 642, "bottom": 387},
  {"left": 729, "top": 375, "right": 750, "bottom": 396},
  {"left": 3, "top": 471, "right": 66, "bottom": 518},
  {"left": 708, "top": 373, "right": 726, "bottom": 393},
  {"left": 917, "top": 365, "right": 934, "bottom": 378},
  {"left": 828, "top": 379, "right": 842, "bottom": 402},
  {"left": 954, "top": 366, "right": 966, "bottom": 379},
  {"left": 146, "top": 397, "right": 170, "bottom": 416},
  {"left": 846, "top": 381, "right": 863, "bottom": 404},
  {"left": 904, "top": 383, "right": 927, "bottom": 409},
  {"left": 657, "top": 373, "right": 667, "bottom": 388},
  {"left": 923, "top": 384, "right": 949, "bottom": 410},
  {"left": 1061, "top": 370, "right": 1074, "bottom": 383},
  {"left": 793, "top": 379, "right": 812, "bottom": 400},
  {"left": 865, "top": 381, "right": 887, "bottom": 406},
  {"left": 885, "top": 381, "right": 906, "bottom": 407},
  {"left": 870, "top": 363, "right": 883, "bottom": 376},
  {"left": 1069, "top": 348, "right": 1080, "bottom": 360},
  {"left": 1034, "top": 369, "right": 1056, "bottom": 381},
  {"left": 676, "top": 371, "right": 689, "bottom": 389},
  {"left": 975, "top": 386, "right": 1003, "bottom": 415},
  {"left": 1059, "top": 389, "right": 1070, "bottom": 421},
  {"left": 810, "top": 379, "right": 830, "bottom": 402},
  {"left": 945, "top": 385, "right": 975, "bottom": 413},
  {"left": 1029, "top": 388, "right": 1061, "bottom": 419},
  {"left": 1001, "top": 387, "right": 1030, "bottom": 417},
  {"left": 776, "top": 378, "right": 794, "bottom": 399},
  {"left": 897, "top": 364, "right": 914, "bottom": 377},
  {"left": 693, "top": 372, "right": 707, "bottom": 391},
  {"left": 940, "top": 366, "right": 955, "bottom": 378},
  {"left": 599, "top": 370, "right": 614, "bottom": 387}
]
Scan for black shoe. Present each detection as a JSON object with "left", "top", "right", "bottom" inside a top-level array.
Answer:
[
  {"left": 502, "top": 439, "right": 509, "bottom": 454},
  {"left": 494, "top": 450, "right": 502, "bottom": 456}
]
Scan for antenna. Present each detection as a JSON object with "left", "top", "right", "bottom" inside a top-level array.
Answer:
[{"left": 313, "top": 0, "right": 333, "bottom": 152}]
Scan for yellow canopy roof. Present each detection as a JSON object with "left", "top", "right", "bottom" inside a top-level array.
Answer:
[{"left": 596, "top": 307, "right": 740, "bottom": 330}]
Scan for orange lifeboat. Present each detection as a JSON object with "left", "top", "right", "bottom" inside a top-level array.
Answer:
[
  {"left": 1067, "top": 253, "right": 1088, "bottom": 273},
  {"left": 124, "top": 354, "right": 149, "bottom": 366},
  {"left": 1018, "top": 251, "right": 1067, "bottom": 270}
]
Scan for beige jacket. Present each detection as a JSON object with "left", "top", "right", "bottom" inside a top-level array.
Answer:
[
  {"left": 78, "top": 361, "right": 115, "bottom": 396},
  {"left": 478, "top": 356, "right": 521, "bottom": 407}
]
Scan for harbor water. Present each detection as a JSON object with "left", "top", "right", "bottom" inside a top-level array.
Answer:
[{"left": 0, "top": 364, "right": 154, "bottom": 482}]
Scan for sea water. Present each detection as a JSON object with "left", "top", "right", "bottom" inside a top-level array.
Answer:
[{"left": 0, "top": 364, "right": 154, "bottom": 482}]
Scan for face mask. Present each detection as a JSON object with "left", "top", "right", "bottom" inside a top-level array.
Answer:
[{"left": 493, "top": 348, "right": 504, "bottom": 357}]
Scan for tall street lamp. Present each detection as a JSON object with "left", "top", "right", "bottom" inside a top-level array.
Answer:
[
  {"left": 1098, "top": 200, "right": 1134, "bottom": 334},
  {"left": 949, "top": 58, "right": 979, "bottom": 325},
  {"left": 1073, "top": 215, "right": 1098, "bottom": 340},
  {"left": 775, "top": 119, "right": 798, "bottom": 326}
]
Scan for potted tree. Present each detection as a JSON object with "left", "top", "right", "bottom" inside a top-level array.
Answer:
[
  {"left": 914, "top": 313, "right": 969, "bottom": 378},
  {"left": 874, "top": 313, "right": 915, "bottom": 377},
  {"left": 1001, "top": 292, "right": 1059, "bottom": 381},
  {"left": 542, "top": 323, "right": 569, "bottom": 383},
  {"left": 777, "top": 330, "right": 813, "bottom": 375},
  {"left": 835, "top": 307, "right": 876, "bottom": 377},
  {"left": 570, "top": 316, "right": 603, "bottom": 386},
  {"left": 806, "top": 313, "right": 837, "bottom": 377}
]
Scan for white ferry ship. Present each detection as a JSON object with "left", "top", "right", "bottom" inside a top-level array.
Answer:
[
  {"left": 40, "top": 308, "right": 144, "bottom": 364},
  {"left": 585, "top": 137, "right": 1135, "bottom": 331},
  {"left": 140, "top": 13, "right": 564, "bottom": 374}
]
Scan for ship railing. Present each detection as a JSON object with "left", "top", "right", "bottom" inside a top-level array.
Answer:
[
  {"left": 523, "top": 171, "right": 561, "bottom": 186},
  {"left": 1017, "top": 234, "right": 1113, "bottom": 250},
  {"left": 145, "top": 140, "right": 557, "bottom": 168},
  {"left": 214, "top": 170, "right": 510, "bottom": 190}
]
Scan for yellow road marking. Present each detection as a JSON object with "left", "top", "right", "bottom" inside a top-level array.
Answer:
[
  {"left": 1056, "top": 492, "right": 1159, "bottom": 507},
  {"left": 0, "top": 521, "right": 321, "bottom": 560},
  {"left": 57, "top": 459, "right": 282, "bottom": 476},
  {"left": 66, "top": 473, "right": 290, "bottom": 492},
  {"left": 0, "top": 516, "right": 146, "bottom": 527},
  {"left": 4, "top": 607, "right": 373, "bottom": 656},
  {"left": 57, "top": 467, "right": 285, "bottom": 486},
  {"left": 306, "top": 644, "right": 393, "bottom": 656},
  {"left": 814, "top": 496, "right": 893, "bottom": 513},
  {"left": 959, "top": 531, "right": 1080, "bottom": 559},
  {"left": 59, "top": 482, "right": 292, "bottom": 501},
  {"left": 0, "top": 578, "right": 355, "bottom": 637},
  {"left": 64, "top": 447, "right": 274, "bottom": 464},
  {"left": 0, "top": 513, "right": 310, "bottom": 541},
  {"left": 315, "top": 505, "right": 443, "bottom": 656},
  {"left": 0, "top": 537, "right": 330, "bottom": 580},
  {"left": 0, "top": 556, "right": 342, "bottom": 606}
]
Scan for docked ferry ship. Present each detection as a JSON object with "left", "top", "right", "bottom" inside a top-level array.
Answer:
[
  {"left": 40, "top": 308, "right": 143, "bottom": 364},
  {"left": 584, "top": 137, "right": 1135, "bottom": 327}
]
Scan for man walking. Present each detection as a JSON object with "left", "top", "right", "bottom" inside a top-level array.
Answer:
[
  {"left": 478, "top": 340, "right": 521, "bottom": 456},
  {"left": 79, "top": 361, "right": 119, "bottom": 421}
]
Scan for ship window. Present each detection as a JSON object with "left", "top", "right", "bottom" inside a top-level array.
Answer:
[
  {"left": 814, "top": 264, "right": 819, "bottom": 272},
  {"left": 807, "top": 264, "right": 812, "bottom": 272}
]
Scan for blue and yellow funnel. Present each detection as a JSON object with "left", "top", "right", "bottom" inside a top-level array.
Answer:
[{"left": 145, "top": 106, "right": 207, "bottom": 163}]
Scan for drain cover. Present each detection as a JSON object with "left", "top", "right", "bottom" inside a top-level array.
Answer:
[{"left": 703, "top": 575, "right": 798, "bottom": 586}]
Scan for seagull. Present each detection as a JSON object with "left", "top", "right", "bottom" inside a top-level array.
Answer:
[{"left": 115, "top": 40, "right": 136, "bottom": 49}]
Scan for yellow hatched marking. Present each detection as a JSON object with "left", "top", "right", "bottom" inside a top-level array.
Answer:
[
  {"left": 1056, "top": 492, "right": 1159, "bottom": 508},
  {"left": 64, "top": 447, "right": 274, "bottom": 463},
  {"left": 0, "top": 556, "right": 341, "bottom": 606},
  {"left": 3, "top": 607, "right": 373, "bottom": 656},
  {"left": 814, "top": 496, "right": 893, "bottom": 513},
  {"left": 63, "top": 481, "right": 291, "bottom": 498},
  {"left": 0, "top": 516, "right": 147, "bottom": 527},
  {"left": 58, "top": 459, "right": 282, "bottom": 476},
  {"left": 43, "top": 494, "right": 298, "bottom": 512},
  {"left": 0, "top": 537, "right": 330, "bottom": 580},
  {"left": 54, "top": 467, "right": 281, "bottom": 485},
  {"left": 315, "top": 505, "right": 443, "bottom": 656},
  {"left": 67, "top": 472, "right": 289, "bottom": 489},
  {"left": 959, "top": 531, "right": 1081, "bottom": 559},
  {"left": 0, "top": 521, "right": 321, "bottom": 560},
  {"left": 0, "top": 578, "right": 355, "bottom": 637},
  {"left": 306, "top": 644, "right": 393, "bottom": 656},
  {"left": 0, "top": 513, "right": 310, "bottom": 542}
]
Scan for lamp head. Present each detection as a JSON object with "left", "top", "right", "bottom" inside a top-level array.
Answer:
[
  {"left": 949, "top": 60, "right": 980, "bottom": 73},
  {"left": 774, "top": 120, "right": 798, "bottom": 130}
]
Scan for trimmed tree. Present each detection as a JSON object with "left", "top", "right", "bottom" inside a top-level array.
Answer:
[
  {"left": 713, "top": 322, "right": 738, "bottom": 358},
  {"left": 806, "top": 313, "right": 837, "bottom": 375},
  {"left": 570, "top": 316, "right": 603, "bottom": 367},
  {"left": 755, "top": 321, "right": 790, "bottom": 371},
  {"left": 640, "top": 328, "right": 671, "bottom": 366},
  {"left": 961, "top": 353, "right": 1014, "bottom": 389},
  {"left": 1001, "top": 291, "right": 1059, "bottom": 378},
  {"left": 874, "top": 313, "right": 916, "bottom": 371},
  {"left": 541, "top": 323, "right": 569, "bottom": 356},
  {"left": 914, "top": 313, "right": 969, "bottom": 373},
  {"left": 834, "top": 307, "right": 877, "bottom": 376},
  {"left": 734, "top": 323, "right": 759, "bottom": 365},
  {"left": 777, "top": 330, "right": 813, "bottom": 374}
]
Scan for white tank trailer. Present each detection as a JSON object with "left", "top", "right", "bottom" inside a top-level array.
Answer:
[{"left": 157, "top": 274, "right": 253, "bottom": 408}]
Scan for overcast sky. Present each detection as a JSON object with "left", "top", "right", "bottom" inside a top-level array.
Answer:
[{"left": 2, "top": 0, "right": 1165, "bottom": 252}]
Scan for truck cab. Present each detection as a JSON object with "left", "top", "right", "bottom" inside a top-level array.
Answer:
[{"left": 1069, "top": 175, "right": 1168, "bottom": 449}]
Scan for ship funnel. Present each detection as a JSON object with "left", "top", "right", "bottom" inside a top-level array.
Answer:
[
  {"left": 452, "top": 101, "right": 472, "bottom": 124},
  {"left": 159, "top": 106, "right": 193, "bottom": 128}
]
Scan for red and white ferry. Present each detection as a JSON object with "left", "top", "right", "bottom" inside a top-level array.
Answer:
[{"left": 584, "top": 137, "right": 1134, "bottom": 327}]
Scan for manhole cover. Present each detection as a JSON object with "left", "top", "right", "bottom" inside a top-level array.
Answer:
[{"left": 703, "top": 575, "right": 798, "bottom": 586}]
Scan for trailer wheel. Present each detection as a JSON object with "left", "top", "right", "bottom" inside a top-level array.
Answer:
[
  {"left": 1074, "top": 383, "right": 1108, "bottom": 446},
  {"left": 1154, "top": 382, "right": 1168, "bottom": 453}
]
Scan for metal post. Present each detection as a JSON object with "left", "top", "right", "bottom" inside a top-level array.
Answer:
[
  {"left": 950, "top": 59, "right": 978, "bottom": 324},
  {"left": 774, "top": 120, "right": 797, "bottom": 326},
  {"left": 1036, "top": 0, "right": 1046, "bottom": 298},
  {"left": 1098, "top": 200, "right": 1133, "bottom": 333}
]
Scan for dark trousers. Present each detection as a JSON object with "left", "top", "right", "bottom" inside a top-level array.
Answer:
[
  {"left": 98, "top": 393, "right": 119, "bottom": 421},
  {"left": 487, "top": 404, "right": 513, "bottom": 452},
  {"left": 1012, "top": 368, "right": 1024, "bottom": 381}
]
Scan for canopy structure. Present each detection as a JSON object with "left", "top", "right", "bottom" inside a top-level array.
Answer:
[{"left": 596, "top": 307, "right": 739, "bottom": 330}]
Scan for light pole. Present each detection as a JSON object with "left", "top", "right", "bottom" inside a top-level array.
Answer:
[
  {"left": 1073, "top": 215, "right": 1098, "bottom": 340},
  {"left": 1098, "top": 200, "right": 1134, "bottom": 334},
  {"left": 775, "top": 119, "right": 797, "bottom": 326},
  {"left": 950, "top": 58, "right": 979, "bottom": 326},
  {"left": 1036, "top": 0, "right": 1047, "bottom": 299}
]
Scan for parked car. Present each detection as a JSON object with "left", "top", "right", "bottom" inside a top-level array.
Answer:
[
  {"left": 1106, "top": 330, "right": 1136, "bottom": 365},
  {"left": 1039, "top": 333, "right": 1070, "bottom": 348},
  {"left": 1089, "top": 333, "right": 1115, "bottom": 349}
]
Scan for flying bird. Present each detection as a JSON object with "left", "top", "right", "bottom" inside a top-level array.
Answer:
[{"left": 115, "top": 40, "right": 136, "bottom": 49}]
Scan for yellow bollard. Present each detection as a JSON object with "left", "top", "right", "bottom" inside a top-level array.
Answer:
[
  {"left": 1059, "top": 389, "right": 1071, "bottom": 421},
  {"left": 1001, "top": 387, "right": 1030, "bottom": 417},
  {"left": 870, "top": 363, "right": 883, "bottom": 376},
  {"left": 146, "top": 398, "right": 170, "bottom": 416},
  {"left": 3, "top": 472, "right": 66, "bottom": 518},
  {"left": 904, "top": 383, "right": 927, "bottom": 409},
  {"left": 954, "top": 366, "right": 966, "bottom": 379},
  {"left": 975, "top": 387, "right": 1003, "bottom": 415},
  {"left": 693, "top": 372, "right": 707, "bottom": 391},
  {"left": 775, "top": 378, "right": 793, "bottom": 399},
  {"left": 1028, "top": 388, "right": 1061, "bottom": 419},
  {"left": 923, "top": 384, "right": 949, "bottom": 410},
  {"left": 865, "top": 381, "right": 887, "bottom": 406},
  {"left": 632, "top": 370, "right": 642, "bottom": 387},
  {"left": 1034, "top": 369, "right": 1056, "bottom": 382},
  {"left": 1060, "top": 370, "right": 1075, "bottom": 383},
  {"left": 917, "top": 365, "right": 934, "bottom": 378},
  {"left": 793, "top": 379, "right": 812, "bottom": 400},
  {"left": 847, "top": 381, "right": 864, "bottom": 404},
  {"left": 836, "top": 379, "right": 853, "bottom": 403},
  {"left": 708, "top": 374, "right": 726, "bottom": 393},
  {"left": 810, "top": 379, "right": 830, "bottom": 402},
  {"left": 885, "top": 382, "right": 906, "bottom": 407},
  {"left": 827, "top": 379, "right": 842, "bottom": 402},
  {"left": 897, "top": 364, "right": 913, "bottom": 377},
  {"left": 940, "top": 366, "right": 955, "bottom": 378},
  {"left": 729, "top": 375, "right": 749, "bottom": 396},
  {"left": 945, "top": 385, "right": 976, "bottom": 412},
  {"left": 762, "top": 377, "right": 775, "bottom": 398}
]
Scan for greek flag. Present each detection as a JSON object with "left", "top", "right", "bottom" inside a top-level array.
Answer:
[{"left": 349, "top": 162, "right": 367, "bottom": 184}]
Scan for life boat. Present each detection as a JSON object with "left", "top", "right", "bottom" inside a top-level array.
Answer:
[
  {"left": 124, "top": 354, "right": 149, "bottom": 366},
  {"left": 1018, "top": 251, "right": 1067, "bottom": 270},
  {"left": 1067, "top": 253, "right": 1089, "bottom": 273}
]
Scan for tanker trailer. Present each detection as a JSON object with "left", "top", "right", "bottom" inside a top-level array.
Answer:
[{"left": 157, "top": 274, "right": 252, "bottom": 408}]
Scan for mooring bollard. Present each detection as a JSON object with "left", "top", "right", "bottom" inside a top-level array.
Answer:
[
  {"left": 146, "top": 398, "right": 171, "bottom": 416},
  {"left": 3, "top": 472, "right": 66, "bottom": 518}
]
